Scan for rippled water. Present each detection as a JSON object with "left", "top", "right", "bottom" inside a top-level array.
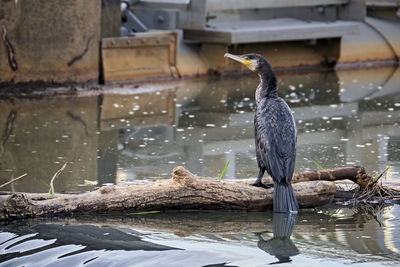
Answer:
[
  {"left": 1, "top": 205, "right": 400, "bottom": 266},
  {"left": 0, "top": 67, "right": 400, "bottom": 265}
]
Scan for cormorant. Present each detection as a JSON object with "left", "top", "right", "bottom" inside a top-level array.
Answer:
[{"left": 224, "top": 53, "right": 298, "bottom": 213}]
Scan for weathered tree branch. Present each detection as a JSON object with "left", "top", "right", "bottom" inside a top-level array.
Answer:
[
  {"left": 235, "top": 166, "right": 372, "bottom": 189},
  {"left": 0, "top": 173, "right": 27, "bottom": 189},
  {"left": 0, "top": 167, "right": 338, "bottom": 220},
  {"left": 292, "top": 166, "right": 372, "bottom": 188}
]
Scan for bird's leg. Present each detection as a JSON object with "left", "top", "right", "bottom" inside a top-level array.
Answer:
[
  {"left": 250, "top": 168, "right": 264, "bottom": 186},
  {"left": 250, "top": 168, "right": 273, "bottom": 189}
]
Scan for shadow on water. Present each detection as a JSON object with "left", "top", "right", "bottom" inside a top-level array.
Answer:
[{"left": 0, "top": 224, "right": 178, "bottom": 265}]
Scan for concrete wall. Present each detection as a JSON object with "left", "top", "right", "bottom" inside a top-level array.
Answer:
[
  {"left": 101, "top": 0, "right": 121, "bottom": 38},
  {"left": 0, "top": 0, "right": 101, "bottom": 84}
]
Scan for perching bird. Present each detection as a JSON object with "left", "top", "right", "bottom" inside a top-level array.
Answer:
[{"left": 224, "top": 53, "right": 298, "bottom": 213}]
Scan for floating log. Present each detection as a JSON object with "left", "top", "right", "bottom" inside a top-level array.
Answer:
[{"left": 0, "top": 167, "right": 340, "bottom": 220}]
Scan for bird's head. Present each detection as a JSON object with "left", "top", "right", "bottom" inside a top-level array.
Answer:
[{"left": 224, "top": 53, "right": 269, "bottom": 73}]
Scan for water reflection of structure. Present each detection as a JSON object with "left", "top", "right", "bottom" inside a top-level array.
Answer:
[
  {"left": 0, "top": 67, "right": 399, "bottom": 192},
  {"left": 256, "top": 213, "right": 299, "bottom": 264},
  {"left": 118, "top": 207, "right": 400, "bottom": 263},
  {"left": 117, "top": 66, "right": 400, "bottom": 182},
  {"left": 0, "top": 97, "right": 99, "bottom": 192},
  {"left": 292, "top": 206, "right": 400, "bottom": 263}
]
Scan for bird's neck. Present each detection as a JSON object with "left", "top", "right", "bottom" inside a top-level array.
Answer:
[{"left": 255, "top": 71, "right": 278, "bottom": 104}]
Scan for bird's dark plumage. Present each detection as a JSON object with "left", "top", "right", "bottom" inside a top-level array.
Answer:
[{"left": 224, "top": 52, "right": 298, "bottom": 213}]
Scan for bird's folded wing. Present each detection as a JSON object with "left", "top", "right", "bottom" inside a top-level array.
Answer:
[{"left": 256, "top": 99, "right": 296, "bottom": 183}]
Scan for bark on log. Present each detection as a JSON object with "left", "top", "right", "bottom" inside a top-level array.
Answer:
[
  {"left": 293, "top": 166, "right": 372, "bottom": 188},
  {"left": 0, "top": 167, "right": 337, "bottom": 220},
  {"left": 252, "top": 166, "right": 371, "bottom": 188}
]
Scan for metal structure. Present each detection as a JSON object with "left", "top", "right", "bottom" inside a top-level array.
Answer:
[
  {"left": 1, "top": 0, "right": 398, "bottom": 84},
  {"left": 124, "top": 0, "right": 362, "bottom": 41},
  {"left": 121, "top": 0, "right": 190, "bottom": 35},
  {"left": 102, "top": 31, "right": 179, "bottom": 81},
  {"left": 100, "top": 0, "right": 400, "bottom": 82}
]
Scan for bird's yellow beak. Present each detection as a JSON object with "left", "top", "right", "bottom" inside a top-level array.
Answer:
[{"left": 224, "top": 53, "right": 251, "bottom": 66}]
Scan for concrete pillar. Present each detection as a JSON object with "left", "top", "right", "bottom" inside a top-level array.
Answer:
[
  {"left": 0, "top": 0, "right": 101, "bottom": 84},
  {"left": 101, "top": 0, "right": 121, "bottom": 38}
]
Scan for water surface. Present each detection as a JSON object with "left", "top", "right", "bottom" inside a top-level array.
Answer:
[
  {"left": 0, "top": 67, "right": 400, "bottom": 266},
  {"left": 1, "top": 206, "right": 400, "bottom": 266},
  {"left": 0, "top": 67, "right": 399, "bottom": 192}
]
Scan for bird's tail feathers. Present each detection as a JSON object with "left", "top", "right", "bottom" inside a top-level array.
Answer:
[{"left": 273, "top": 182, "right": 298, "bottom": 213}]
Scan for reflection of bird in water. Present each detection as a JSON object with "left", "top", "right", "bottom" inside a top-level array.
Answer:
[
  {"left": 224, "top": 53, "right": 298, "bottom": 213},
  {"left": 256, "top": 213, "right": 299, "bottom": 264}
]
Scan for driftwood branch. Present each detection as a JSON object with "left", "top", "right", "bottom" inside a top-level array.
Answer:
[
  {"left": 243, "top": 166, "right": 372, "bottom": 189},
  {"left": 49, "top": 162, "right": 68, "bottom": 197},
  {"left": 0, "top": 173, "right": 27, "bottom": 189},
  {"left": 292, "top": 166, "right": 372, "bottom": 188},
  {"left": 0, "top": 166, "right": 382, "bottom": 220},
  {"left": 0, "top": 167, "right": 340, "bottom": 220}
]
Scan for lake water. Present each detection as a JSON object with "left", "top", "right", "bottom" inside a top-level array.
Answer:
[
  {"left": 0, "top": 67, "right": 399, "bottom": 192},
  {"left": 1, "top": 206, "right": 400, "bottom": 266},
  {"left": 0, "top": 66, "right": 400, "bottom": 266}
]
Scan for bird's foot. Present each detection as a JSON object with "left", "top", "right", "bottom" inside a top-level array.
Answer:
[{"left": 250, "top": 182, "right": 274, "bottom": 189}]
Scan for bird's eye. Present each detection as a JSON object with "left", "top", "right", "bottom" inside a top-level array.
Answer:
[{"left": 243, "top": 56, "right": 249, "bottom": 60}]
